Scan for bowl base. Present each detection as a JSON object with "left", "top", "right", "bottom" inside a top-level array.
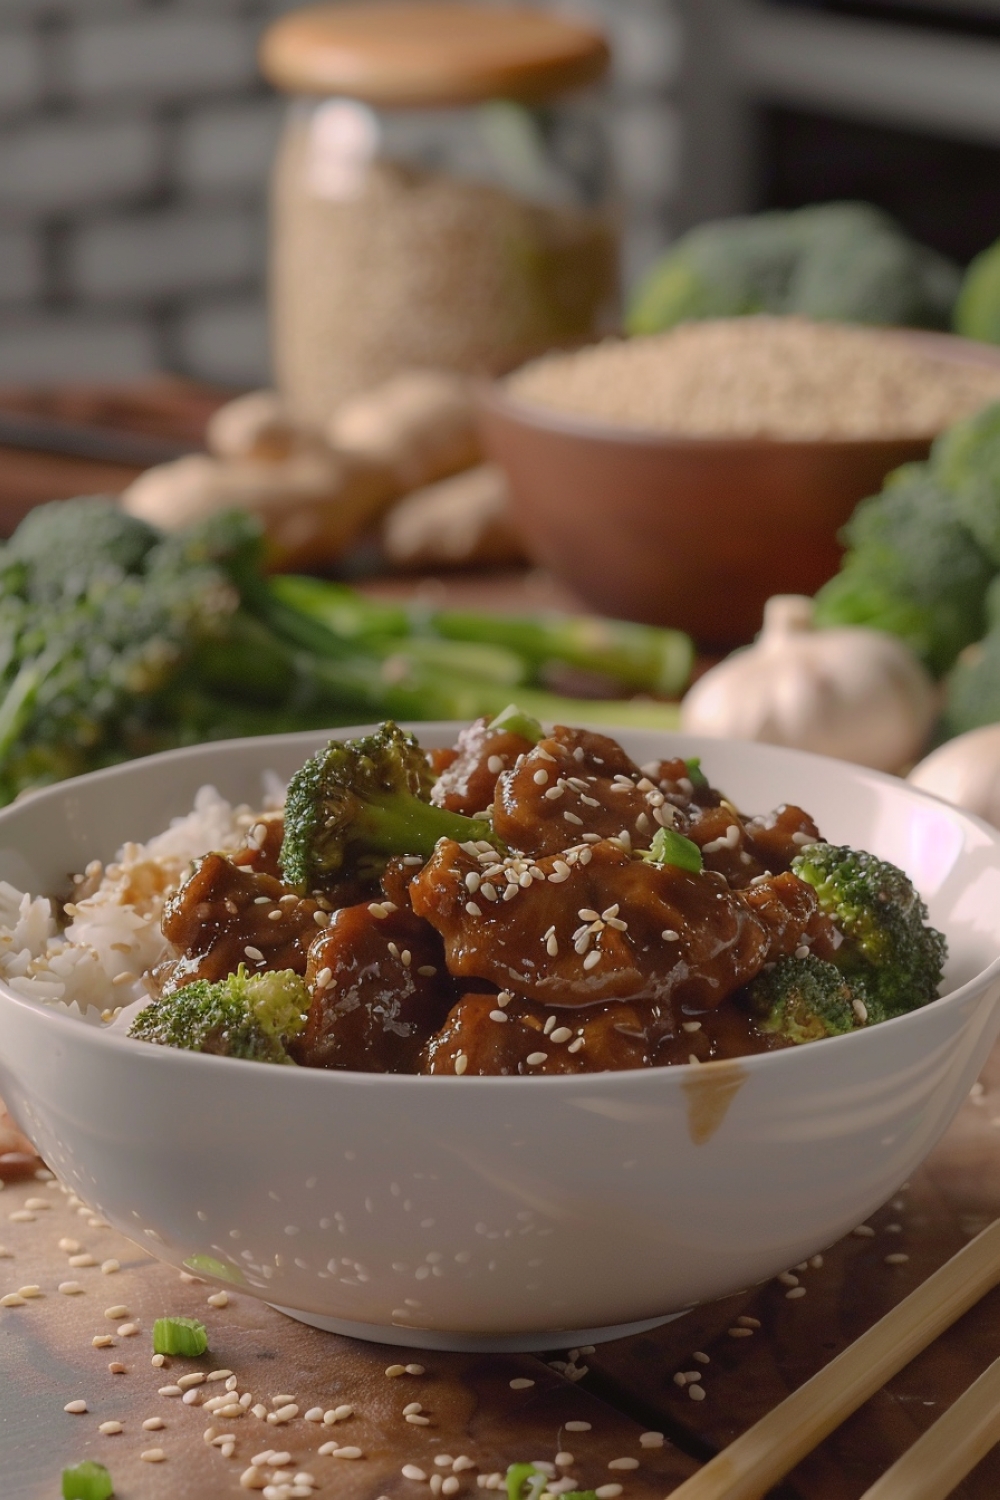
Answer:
[{"left": 269, "top": 1304, "right": 688, "bottom": 1352}]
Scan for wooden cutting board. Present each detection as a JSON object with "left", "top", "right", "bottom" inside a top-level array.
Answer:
[{"left": 3, "top": 1043, "right": 1000, "bottom": 1500}]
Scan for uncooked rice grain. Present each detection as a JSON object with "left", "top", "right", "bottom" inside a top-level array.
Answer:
[{"left": 506, "top": 317, "right": 1000, "bottom": 440}]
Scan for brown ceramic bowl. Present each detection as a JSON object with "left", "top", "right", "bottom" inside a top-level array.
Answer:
[{"left": 477, "top": 330, "right": 1000, "bottom": 651}]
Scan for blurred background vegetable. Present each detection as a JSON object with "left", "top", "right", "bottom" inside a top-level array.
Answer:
[{"left": 0, "top": 496, "right": 691, "bottom": 806}]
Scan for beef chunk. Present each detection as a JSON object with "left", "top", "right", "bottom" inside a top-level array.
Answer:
[
  {"left": 156, "top": 853, "right": 323, "bottom": 990},
  {"left": 492, "top": 726, "right": 661, "bottom": 857},
  {"left": 409, "top": 837, "right": 776, "bottom": 1010},
  {"left": 293, "top": 904, "right": 451, "bottom": 1073},
  {"left": 420, "top": 991, "right": 661, "bottom": 1075},
  {"left": 431, "top": 716, "right": 537, "bottom": 816}
]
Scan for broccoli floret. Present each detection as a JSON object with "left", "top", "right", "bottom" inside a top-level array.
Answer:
[
  {"left": 954, "top": 235, "right": 1000, "bottom": 345},
  {"left": 791, "top": 843, "right": 946, "bottom": 1019},
  {"left": 813, "top": 462, "right": 993, "bottom": 674},
  {"left": 930, "top": 402, "right": 1000, "bottom": 566},
  {"left": 280, "top": 722, "right": 503, "bottom": 889},
  {"left": 743, "top": 954, "right": 863, "bottom": 1043},
  {"left": 627, "top": 202, "right": 959, "bottom": 335},
  {"left": 128, "top": 965, "right": 308, "bottom": 1063},
  {"left": 0, "top": 495, "right": 159, "bottom": 607}
]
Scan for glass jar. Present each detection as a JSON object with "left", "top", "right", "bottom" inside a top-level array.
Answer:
[{"left": 260, "top": 3, "right": 617, "bottom": 425}]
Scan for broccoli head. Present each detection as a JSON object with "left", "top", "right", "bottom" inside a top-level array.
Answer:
[
  {"left": 812, "top": 462, "right": 993, "bottom": 675},
  {"left": 0, "top": 495, "right": 159, "bottom": 606},
  {"left": 930, "top": 402, "right": 1000, "bottom": 566},
  {"left": 128, "top": 965, "right": 308, "bottom": 1063},
  {"left": 791, "top": 843, "right": 946, "bottom": 1018},
  {"left": 954, "top": 236, "right": 1000, "bottom": 345},
  {"left": 280, "top": 722, "right": 503, "bottom": 890},
  {"left": 627, "top": 201, "right": 959, "bottom": 336},
  {"left": 743, "top": 954, "right": 863, "bottom": 1044}
]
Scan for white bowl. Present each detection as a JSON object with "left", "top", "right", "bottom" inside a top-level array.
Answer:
[{"left": 1, "top": 725, "right": 999, "bottom": 1353}]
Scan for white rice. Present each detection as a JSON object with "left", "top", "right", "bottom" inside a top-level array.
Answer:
[{"left": 0, "top": 784, "right": 277, "bottom": 1025}]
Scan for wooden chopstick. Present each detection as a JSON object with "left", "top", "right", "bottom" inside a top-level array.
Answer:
[
  {"left": 666, "top": 1217, "right": 1000, "bottom": 1500},
  {"left": 858, "top": 1349, "right": 1000, "bottom": 1500}
]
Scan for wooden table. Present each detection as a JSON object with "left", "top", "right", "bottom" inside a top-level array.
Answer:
[
  {"left": 3, "top": 383, "right": 1000, "bottom": 1498},
  {"left": 3, "top": 1048, "right": 1000, "bottom": 1500}
]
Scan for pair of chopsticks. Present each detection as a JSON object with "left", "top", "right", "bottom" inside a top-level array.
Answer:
[{"left": 668, "top": 1217, "right": 1000, "bottom": 1500}]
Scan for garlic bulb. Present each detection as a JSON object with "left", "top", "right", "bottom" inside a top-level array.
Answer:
[
  {"left": 680, "top": 595, "right": 937, "bottom": 772},
  {"left": 908, "top": 725, "right": 1000, "bottom": 828}
]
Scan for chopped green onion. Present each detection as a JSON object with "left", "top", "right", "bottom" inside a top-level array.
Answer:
[
  {"left": 488, "top": 704, "right": 544, "bottom": 744},
  {"left": 684, "top": 755, "right": 708, "bottom": 788},
  {"left": 152, "top": 1315, "right": 208, "bottom": 1357},
  {"left": 62, "top": 1460, "right": 113, "bottom": 1500},
  {"left": 183, "top": 1253, "right": 244, "bottom": 1285},
  {"left": 506, "top": 1463, "right": 548, "bottom": 1500},
  {"left": 644, "top": 825, "right": 704, "bottom": 873}
]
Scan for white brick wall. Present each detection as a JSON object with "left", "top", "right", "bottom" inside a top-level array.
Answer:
[
  {"left": 69, "top": 14, "right": 258, "bottom": 102},
  {"left": 0, "top": 115, "right": 160, "bottom": 214},
  {"left": 0, "top": 29, "right": 42, "bottom": 116},
  {"left": 175, "top": 97, "right": 283, "bottom": 197},
  {"left": 0, "top": 0, "right": 682, "bottom": 385},
  {"left": 70, "top": 204, "right": 263, "bottom": 300},
  {"left": 0, "top": 313, "right": 158, "bottom": 381},
  {"left": 0, "top": 227, "right": 43, "bottom": 303}
]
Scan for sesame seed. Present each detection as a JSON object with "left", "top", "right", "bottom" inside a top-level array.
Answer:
[
  {"left": 693, "top": 1351, "right": 710, "bottom": 1363},
  {"left": 159, "top": 1386, "right": 183, "bottom": 1397},
  {"left": 885, "top": 1253, "right": 910, "bottom": 1264},
  {"left": 101, "top": 1260, "right": 120, "bottom": 1274},
  {"left": 583, "top": 951, "right": 601, "bottom": 970},
  {"left": 244, "top": 946, "right": 264, "bottom": 962},
  {"left": 567, "top": 1038, "right": 585, "bottom": 1053},
  {"left": 565, "top": 1421, "right": 592, "bottom": 1432},
  {"left": 140, "top": 1448, "right": 166, "bottom": 1462},
  {"left": 681, "top": 1021, "right": 702, "bottom": 1033},
  {"left": 177, "top": 1373, "right": 205, "bottom": 1390},
  {"left": 0, "top": 1293, "right": 25, "bottom": 1308},
  {"left": 639, "top": 1432, "right": 664, "bottom": 1447},
  {"left": 406, "top": 1413, "right": 431, "bottom": 1425},
  {"left": 525, "top": 1053, "right": 547, "bottom": 1067},
  {"left": 58, "top": 1281, "right": 84, "bottom": 1296},
  {"left": 608, "top": 1458, "right": 639, "bottom": 1470},
  {"left": 490, "top": 1010, "right": 508, "bottom": 1023},
  {"left": 465, "top": 871, "right": 481, "bottom": 892},
  {"left": 487, "top": 756, "right": 504, "bottom": 774},
  {"left": 403, "top": 1402, "right": 423, "bottom": 1416},
  {"left": 544, "top": 786, "right": 564, "bottom": 800},
  {"left": 595, "top": 1488, "right": 623, "bottom": 1498},
  {"left": 442, "top": 1479, "right": 461, "bottom": 1495},
  {"left": 241, "top": 1469, "right": 268, "bottom": 1490},
  {"left": 402, "top": 1465, "right": 427, "bottom": 1480},
  {"left": 777, "top": 1272, "right": 799, "bottom": 1287},
  {"left": 58, "top": 1238, "right": 82, "bottom": 1253},
  {"left": 737, "top": 1315, "right": 761, "bottom": 1328},
  {"left": 64, "top": 1400, "right": 88, "bottom": 1414},
  {"left": 661, "top": 929, "right": 680, "bottom": 941},
  {"left": 92, "top": 1335, "right": 114, "bottom": 1348},
  {"left": 853, "top": 1224, "right": 876, "bottom": 1237},
  {"left": 16, "top": 1285, "right": 41, "bottom": 1298},
  {"left": 98, "top": 1420, "right": 123, "bottom": 1435},
  {"left": 550, "top": 1026, "right": 573, "bottom": 1044},
  {"left": 533, "top": 770, "right": 549, "bottom": 784},
  {"left": 785, "top": 1286, "right": 807, "bottom": 1299},
  {"left": 480, "top": 883, "right": 498, "bottom": 901},
  {"left": 207, "top": 1291, "right": 229, "bottom": 1309},
  {"left": 68, "top": 1254, "right": 96, "bottom": 1268},
  {"left": 369, "top": 903, "right": 389, "bottom": 918},
  {"left": 386, "top": 1364, "right": 406, "bottom": 1377},
  {"left": 108, "top": 1362, "right": 125, "bottom": 1374},
  {"left": 104, "top": 1303, "right": 128, "bottom": 1319},
  {"left": 143, "top": 1417, "right": 164, "bottom": 1430},
  {"left": 455, "top": 1053, "right": 469, "bottom": 1076},
  {"left": 509, "top": 1378, "right": 535, "bottom": 1389},
  {"left": 465, "top": 901, "right": 483, "bottom": 917},
  {"left": 406, "top": 1364, "right": 425, "bottom": 1375},
  {"left": 728, "top": 1327, "right": 753, "bottom": 1338},
  {"left": 118, "top": 1322, "right": 139, "bottom": 1336},
  {"left": 688, "top": 1384, "right": 707, "bottom": 1401},
  {"left": 151, "top": 1355, "right": 165, "bottom": 1368}
]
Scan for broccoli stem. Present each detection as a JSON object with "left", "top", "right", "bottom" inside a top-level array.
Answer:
[
  {"left": 355, "top": 790, "right": 497, "bottom": 862},
  {"left": 265, "top": 575, "right": 694, "bottom": 698}
]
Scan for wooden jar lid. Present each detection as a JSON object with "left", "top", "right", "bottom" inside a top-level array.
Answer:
[{"left": 259, "top": 3, "right": 609, "bottom": 106}]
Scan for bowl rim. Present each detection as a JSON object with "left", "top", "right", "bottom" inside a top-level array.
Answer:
[
  {"left": 478, "top": 326, "right": 1000, "bottom": 452},
  {"left": 2, "top": 722, "right": 1000, "bottom": 1090}
]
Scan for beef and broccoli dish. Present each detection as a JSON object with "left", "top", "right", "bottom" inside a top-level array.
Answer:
[{"left": 127, "top": 713, "right": 948, "bottom": 1074}]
